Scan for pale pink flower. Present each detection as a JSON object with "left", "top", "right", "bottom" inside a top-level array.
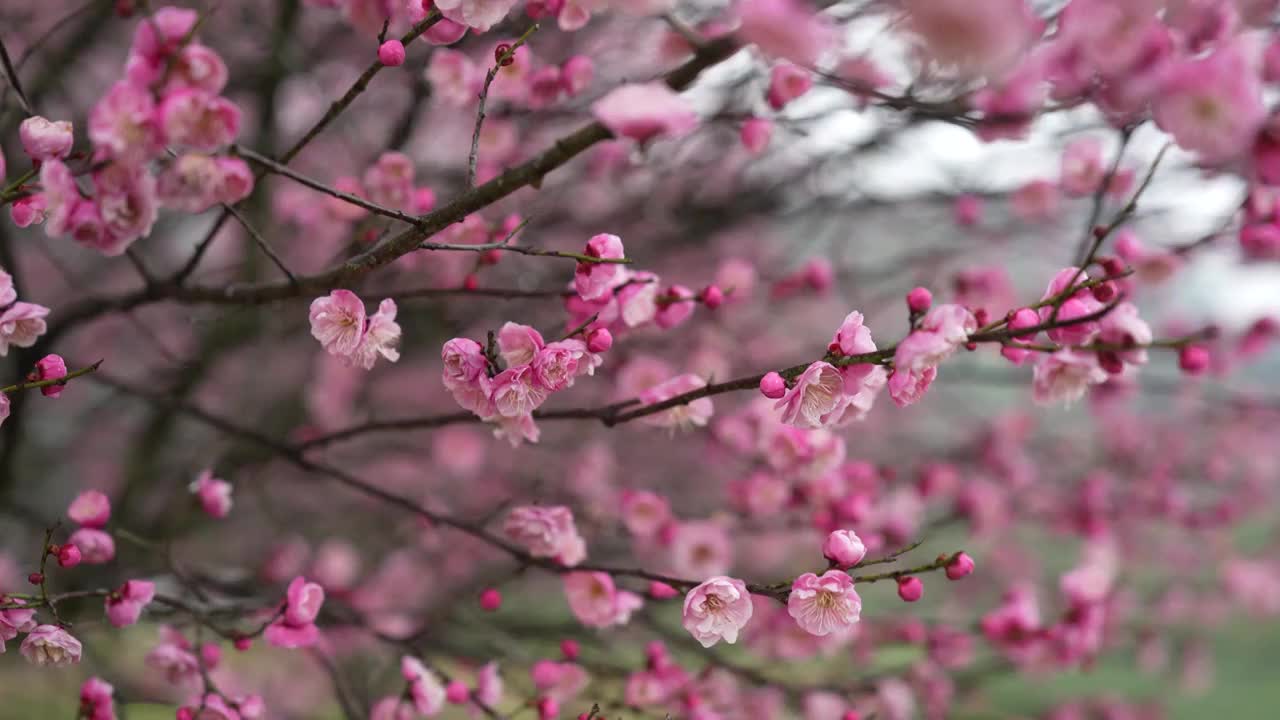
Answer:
[
  {"left": 1153, "top": 40, "right": 1265, "bottom": 162},
  {"left": 88, "top": 82, "right": 163, "bottom": 164},
  {"left": 363, "top": 152, "right": 415, "bottom": 210},
  {"left": 737, "top": 0, "right": 836, "bottom": 65},
  {"left": 564, "top": 572, "right": 643, "bottom": 628},
  {"left": 490, "top": 365, "right": 549, "bottom": 418},
  {"left": 370, "top": 697, "right": 415, "bottom": 720},
  {"left": 38, "top": 159, "right": 82, "bottom": 238},
  {"left": 561, "top": 55, "right": 594, "bottom": 96},
  {"left": 902, "top": 0, "right": 1040, "bottom": 78},
  {"left": 19, "top": 116, "right": 74, "bottom": 160},
  {"left": 787, "top": 570, "right": 862, "bottom": 636},
  {"left": 426, "top": 49, "right": 480, "bottom": 107},
  {"left": 0, "top": 269, "right": 13, "bottom": 307},
  {"left": 639, "top": 374, "right": 714, "bottom": 430},
  {"left": 887, "top": 364, "right": 937, "bottom": 408},
  {"left": 574, "top": 234, "right": 625, "bottom": 301},
  {"left": 164, "top": 43, "right": 230, "bottom": 94},
  {"left": 1011, "top": 179, "right": 1060, "bottom": 222},
  {"left": 533, "top": 341, "right": 583, "bottom": 392},
  {"left": 830, "top": 311, "right": 877, "bottom": 357},
  {"left": 157, "top": 154, "right": 223, "bottom": 213},
  {"left": 93, "top": 163, "right": 159, "bottom": 253},
  {"left": 68, "top": 528, "right": 115, "bottom": 564},
  {"left": 504, "top": 506, "right": 586, "bottom": 566},
  {"left": 190, "top": 469, "right": 233, "bottom": 519},
  {"left": 105, "top": 579, "right": 157, "bottom": 627},
  {"left": 592, "top": 83, "right": 699, "bottom": 143},
  {"left": 766, "top": 62, "right": 813, "bottom": 110},
  {"left": 620, "top": 490, "right": 672, "bottom": 537},
  {"left": 669, "top": 521, "right": 733, "bottom": 579},
  {"left": 1097, "top": 302, "right": 1153, "bottom": 366},
  {"left": 476, "top": 661, "right": 503, "bottom": 706},
  {"left": 441, "top": 337, "right": 489, "bottom": 388},
  {"left": 434, "top": 0, "right": 521, "bottom": 32},
  {"left": 655, "top": 285, "right": 696, "bottom": 329},
  {"left": 310, "top": 290, "right": 367, "bottom": 357},
  {"left": 144, "top": 627, "right": 200, "bottom": 685},
  {"left": 1060, "top": 137, "right": 1105, "bottom": 196},
  {"left": 823, "top": 530, "right": 867, "bottom": 567},
  {"left": 68, "top": 490, "right": 111, "bottom": 528},
  {"left": 682, "top": 576, "right": 754, "bottom": 647},
  {"left": 497, "top": 322, "right": 546, "bottom": 366},
  {"left": 776, "top": 362, "right": 846, "bottom": 428},
  {"left": 530, "top": 660, "right": 590, "bottom": 703},
  {"left": 0, "top": 302, "right": 49, "bottom": 356},
  {"left": 1032, "top": 350, "right": 1108, "bottom": 406},
  {"left": 264, "top": 576, "right": 324, "bottom": 648},
  {"left": 401, "top": 656, "right": 446, "bottom": 715},
  {"left": 616, "top": 271, "right": 660, "bottom": 327},
  {"left": 0, "top": 600, "right": 37, "bottom": 651},
  {"left": 351, "top": 299, "right": 401, "bottom": 370},
  {"left": 159, "top": 90, "right": 242, "bottom": 152},
  {"left": 20, "top": 625, "right": 82, "bottom": 667}
]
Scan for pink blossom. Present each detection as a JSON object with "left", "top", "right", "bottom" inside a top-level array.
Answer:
[
  {"left": 68, "top": 528, "right": 116, "bottom": 564},
  {"left": 1032, "top": 350, "right": 1109, "bottom": 406},
  {"left": 490, "top": 365, "right": 549, "bottom": 417},
  {"left": 682, "top": 576, "right": 754, "bottom": 647},
  {"left": 737, "top": 0, "right": 836, "bottom": 65},
  {"left": 476, "top": 661, "right": 503, "bottom": 705},
  {"left": 401, "top": 656, "right": 447, "bottom": 715},
  {"left": 106, "top": 579, "right": 157, "bottom": 627},
  {"left": 351, "top": 299, "right": 402, "bottom": 370},
  {"left": 669, "top": 521, "right": 733, "bottom": 580},
  {"left": 370, "top": 698, "right": 415, "bottom": 720},
  {"left": 620, "top": 490, "right": 672, "bottom": 537},
  {"left": 902, "top": 0, "right": 1040, "bottom": 78},
  {"left": 190, "top": 469, "right": 233, "bottom": 519},
  {"left": 30, "top": 354, "right": 67, "bottom": 398},
  {"left": 561, "top": 55, "right": 594, "bottom": 96},
  {"left": 638, "top": 373, "right": 714, "bottom": 430},
  {"left": 264, "top": 576, "right": 325, "bottom": 648},
  {"left": 0, "top": 599, "right": 37, "bottom": 651},
  {"left": 88, "top": 82, "right": 163, "bottom": 164},
  {"left": 19, "top": 116, "right": 74, "bottom": 161},
  {"left": 434, "top": 0, "right": 521, "bottom": 32},
  {"left": 0, "top": 302, "right": 49, "bottom": 356},
  {"left": 157, "top": 154, "right": 223, "bottom": 213},
  {"left": 497, "top": 321, "right": 546, "bottom": 366},
  {"left": 39, "top": 159, "right": 82, "bottom": 238},
  {"left": 766, "top": 63, "right": 813, "bottom": 111},
  {"left": 564, "top": 572, "right": 644, "bottom": 628},
  {"left": 144, "top": 627, "right": 200, "bottom": 684},
  {"left": 164, "top": 44, "right": 230, "bottom": 94},
  {"left": 530, "top": 660, "right": 590, "bottom": 703},
  {"left": 787, "top": 570, "right": 862, "bottom": 636},
  {"left": 532, "top": 341, "right": 583, "bottom": 392},
  {"left": 823, "top": 529, "right": 867, "bottom": 567},
  {"left": 776, "top": 362, "right": 846, "bottom": 428},
  {"left": 93, "top": 163, "right": 159, "bottom": 253},
  {"left": 1097, "top": 302, "right": 1153, "bottom": 366},
  {"left": 80, "top": 677, "right": 116, "bottom": 720},
  {"left": 1060, "top": 137, "right": 1105, "bottom": 196},
  {"left": 131, "top": 6, "right": 198, "bottom": 62},
  {"left": 576, "top": 233, "right": 624, "bottom": 299},
  {"left": 20, "top": 625, "right": 82, "bottom": 667},
  {"left": 740, "top": 117, "right": 774, "bottom": 154},
  {"left": 592, "top": 83, "right": 699, "bottom": 143},
  {"left": 160, "top": 90, "right": 242, "bottom": 152},
  {"left": 426, "top": 49, "right": 480, "bottom": 107},
  {"left": 214, "top": 157, "right": 254, "bottom": 204},
  {"left": 10, "top": 194, "right": 45, "bottom": 228},
  {"left": 441, "top": 337, "right": 489, "bottom": 388},
  {"left": 504, "top": 506, "right": 586, "bottom": 566},
  {"left": 310, "top": 290, "right": 367, "bottom": 358},
  {"left": 68, "top": 490, "right": 111, "bottom": 528},
  {"left": 1011, "top": 179, "right": 1060, "bottom": 222},
  {"left": 1153, "top": 40, "right": 1265, "bottom": 162},
  {"left": 363, "top": 152, "right": 415, "bottom": 210}
]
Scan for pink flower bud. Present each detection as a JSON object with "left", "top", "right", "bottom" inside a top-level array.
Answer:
[
  {"left": 201, "top": 642, "right": 221, "bottom": 668},
  {"left": 378, "top": 40, "right": 406, "bottom": 67},
  {"left": 19, "top": 116, "right": 74, "bottom": 161},
  {"left": 57, "top": 543, "right": 82, "bottom": 568},
  {"left": 897, "top": 576, "right": 923, "bottom": 602},
  {"left": 803, "top": 258, "right": 834, "bottom": 292},
  {"left": 823, "top": 529, "right": 867, "bottom": 567},
  {"left": 759, "top": 371, "right": 786, "bottom": 399},
  {"left": 28, "top": 572, "right": 43, "bottom": 585},
  {"left": 740, "top": 117, "right": 773, "bottom": 154},
  {"left": 177, "top": 709, "right": 194, "bottom": 720},
  {"left": 34, "top": 354, "right": 68, "bottom": 397},
  {"left": 843, "top": 712, "right": 861, "bottom": 720},
  {"left": 906, "top": 287, "right": 933, "bottom": 314},
  {"left": 1179, "top": 345, "right": 1210, "bottom": 375},
  {"left": 701, "top": 285, "right": 724, "bottom": 309},
  {"left": 560, "top": 638, "right": 580, "bottom": 660},
  {"left": 445, "top": 680, "right": 470, "bottom": 704},
  {"left": 953, "top": 194, "right": 983, "bottom": 226},
  {"left": 586, "top": 327, "right": 613, "bottom": 353},
  {"left": 945, "top": 552, "right": 975, "bottom": 580},
  {"left": 537, "top": 696, "right": 559, "bottom": 720},
  {"left": 560, "top": 55, "right": 594, "bottom": 96},
  {"left": 648, "top": 581, "right": 678, "bottom": 599},
  {"left": 234, "top": 636, "right": 252, "bottom": 651},
  {"left": 479, "top": 588, "right": 502, "bottom": 611}
]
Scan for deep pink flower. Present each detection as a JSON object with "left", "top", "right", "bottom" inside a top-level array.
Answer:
[
  {"left": 20, "top": 625, "right": 82, "bottom": 667},
  {"left": 1153, "top": 40, "right": 1265, "bottom": 162},
  {"left": 264, "top": 576, "right": 325, "bottom": 648},
  {"left": 787, "top": 570, "right": 862, "bottom": 636},
  {"left": 741, "top": 117, "right": 774, "bottom": 154},
  {"left": 106, "top": 579, "right": 157, "bottom": 627},
  {"left": 190, "top": 469, "right": 233, "bottom": 519},
  {"left": 19, "top": 116, "right": 74, "bottom": 161},
  {"left": 80, "top": 677, "right": 116, "bottom": 720},
  {"left": 775, "top": 362, "right": 846, "bottom": 428},
  {"left": 159, "top": 90, "right": 242, "bottom": 152},
  {"left": 68, "top": 490, "right": 111, "bottom": 528},
  {"left": 88, "top": 82, "right": 163, "bottom": 164},
  {"left": 682, "top": 576, "right": 753, "bottom": 647},
  {"left": 504, "top": 506, "right": 586, "bottom": 566},
  {"left": 33, "top": 354, "right": 68, "bottom": 398},
  {"left": 592, "top": 83, "right": 699, "bottom": 143},
  {"left": 68, "top": 528, "right": 115, "bottom": 564},
  {"left": 93, "top": 163, "right": 159, "bottom": 253}
]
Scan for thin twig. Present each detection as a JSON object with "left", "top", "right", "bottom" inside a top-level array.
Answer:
[
  {"left": 222, "top": 202, "right": 298, "bottom": 286},
  {"left": 0, "top": 37, "right": 33, "bottom": 115},
  {"left": 467, "top": 24, "right": 540, "bottom": 188}
]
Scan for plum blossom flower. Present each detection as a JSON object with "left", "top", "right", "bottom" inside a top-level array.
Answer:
[
  {"left": 144, "top": 626, "right": 200, "bottom": 685},
  {"left": 93, "top": 162, "right": 159, "bottom": 254},
  {"left": 490, "top": 365, "right": 549, "bottom": 417},
  {"left": 68, "top": 490, "right": 111, "bottom": 528},
  {"left": 776, "top": 361, "right": 845, "bottom": 428},
  {"left": 787, "top": 570, "right": 862, "bottom": 636},
  {"left": 350, "top": 299, "right": 402, "bottom": 370},
  {"left": 264, "top": 576, "right": 325, "bottom": 648},
  {"left": 433, "top": 0, "right": 521, "bottom": 32},
  {"left": 33, "top": 353, "right": 68, "bottom": 398},
  {"left": 20, "top": 625, "right": 82, "bottom": 667},
  {"left": 620, "top": 490, "right": 672, "bottom": 537},
  {"left": 0, "top": 302, "right": 50, "bottom": 356},
  {"left": 68, "top": 528, "right": 115, "bottom": 564},
  {"left": 401, "top": 656, "right": 446, "bottom": 715},
  {"left": 1060, "top": 137, "right": 1106, "bottom": 196},
  {"left": 1097, "top": 302, "right": 1153, "bottom": 367},
  {"left": 88, "top": 82, "right": 163, "bottom": 164},
  {"left": 1032, "top": 350, "right": 1109, "bottom": 406},
  {"left": 310, "top": 291, "right": 401, "bottom": 369},
  {"left": 592, "top": 83, "right": 699, "bottom": 143},
  {"left": 530, "top": 660, "right": 590, "bottom": 703},
  {"left": 105, "top": 579, "right": 157, "bottom": 627},
  {"left": 669, "top": 521, "right": 733, "bottom": 579},
  {"left": 1153, "top": 40, "right": 1265, "bottom": 162},
  {"left": 0, "top": 600, "right": 37, "bottom": 652},
  {"left": 497, "top": 322, "right": 546, "bottom": 366},
  {"left": 737, "top": 0, "right": 837, "bottom": 65},
  {"left": 426, "top": 49, "right": 480, "bottom": 107},
  {"left": 766, "top": 62, "right": 813, "bottom": 110},
  {"left": 682, "top": 576, "right": 754, "bottom": 647},
  {"left": 639, "top": 374, "right": 714, "bottom": 431},
  {"left": 564, "top": 572, "right": 644, "bottom": 628},
  {"left": 190, "top": 469, "right": 233, "bottom": 519},
  {"left": 159, "top": 90, "right": 242, "bottom": 152},
  {"left": 823, "top": 529, "right": 867, "bottom": 567},
  {"left": 504, "top": 506, "right": 586, "bottom": 566},
  {"left": 901, "top": 0, "right": 1040, "bottom": 78},
  {"left": 19, "top": 116, "right": 74, "bottom": 160},
  {"left": 80, "top": 677, "right": 116, "bottom": 720},
  {"left": 574, "top": 234, "right": 625, "bottom": 301}
]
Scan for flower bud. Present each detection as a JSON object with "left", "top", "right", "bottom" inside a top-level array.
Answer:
[
  {"left": 822, "top": 529, "right": 867, "bottom": 567},
  {"left": 759, "top": 371, "right": 786, "bottom": 399},
  {"left": 57, "top": 543, "right": 82, "bottom": 569},
  {"left": 897, "top": 576, "right": 923, "bottom": 602},
  {"left": 378, "top": 40, "right": 406, "bottom": 67},
  {"left": 906, "top": 287, "right": 933, "bottom": 314},
  {"left": 479, "top": 588, "right": 502, "bottom": 611},
  {"left": 945, "top": 552, "right": 975, "bottom": 580}
]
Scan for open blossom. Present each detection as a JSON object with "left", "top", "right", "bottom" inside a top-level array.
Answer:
[
  {"left": 787, "top": 570, "right": 862, "bottom": 636},
  {"left": 575, "top": 234, "right": 625, "bottom": 301},
  {"left": 776, "top": 362, "right": 845, "bottom": 428},
  {"left": 621, "top": 490, "right": 672, "bottom": 537},
  {"left": 265, "top": 576, "right": 325, "bottom": 648},
  {"left": 490, "top": 365, "right": 549, "bottom": 417},
  {"left": 144, "top": 627, "right": 200, "bottom": 685},
  {"left": 497, "top": 322, "right": 546, "bottom": 366},
  {"left": 93, "top": 163, "right": 159, "bottom": 254},
  {"left": 902, "top": 0, "right": 1040, "bottom": 78},
  {"left": 350, "top": 299, "right": 402, "bottom": 370},
  {"left": 737, "top": 0, "right": 836, "bottom": 65},
  {"left": 402, "top": 656, "right": 446, "bottom": 716},
  {"left": 0, "top": 302, "right": 50, "bottom": 356},
  {"left": 530, "top": 660, "right": 590, "bottom": 703},
  {"left": 88, "top": 82, "right": 163, "bottom": 164},
  {"left": 433, "top": 0, "right": 520, "bottom": 32},
  {"left": 159, "top": 90, "right": 242, "bottom": 152},
  {"left": 682, "top": 576, "right": 753, "bottom": 648},
  {"left": 426, "top": 49, "right": 480, "bottom": 107},
  {"left": 592, "top": 83, "right": 699, "bottom": 143},
  {"left": 105, "top": 579, "right": 157, "bottom": 627},
  {"left": 68, "top": 490, "right": 111, "bottom": 528},
  {"left": 0, "top": 600, "right": 37, "bottom": 651},
  {"left": 1153, "top": 40, "right": 1265, "bottom": 162},
  {"left": 68, "top": 527, "right": 116, "bottom": 564},
  {"left": 190, "top": 469, "right": 233, "bottom": 519},
  {"left": 533, "top": 341, "right": 584, "bottom": 392},
  {"left": 310, "top": 291, "right": 401, "bottom": 369},
  {"left": 1032, "top": 350, "right": 1109, "bottom": 406},
  {"left": 20, "top": 625, "right": 82, "bottom": 667},
  {"left": 19, "top": 116, "right": 74, "bottom": 160},
  {"left": 1097, "top": 302, "right": 1153, "bottom": 366},
  {"left": 564, "top": 572, "right": 644, "bottom": 628},
  {"left": 504, "top": 506, "right": 586, "bottom": 566},
  {"left": 639, "top": 374, "right": 714, "bottom": 430},
  {"left": 616, "top": 271, "right": 660, "bottom": 327}
]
